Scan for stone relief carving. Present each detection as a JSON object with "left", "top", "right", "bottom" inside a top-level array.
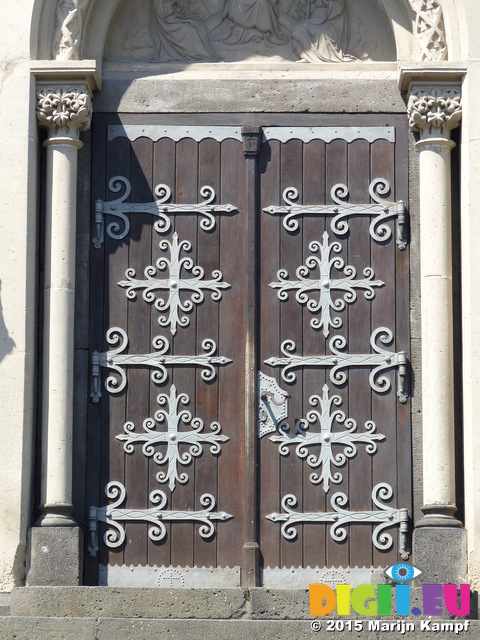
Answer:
[
  {"left": 209, "top": 0, "right": 288, "bottom": 47},
  {"left": 408, "top": 0, "right": 447, "bottom": 61},
  {"left": 51, "top": 0, "right": 450, "bottom": 63},
  {"left": 279, "top": 0, "right": 356, "bottom": 63},
  {"left": 151, "top": 0, "right": 221, "bottom": 61},
  {"left": 152, "top": 0, "right": 357, "bottom": 62},
  {"left": 109, "top": 0, "right": 384, "bottom": 63},
  {"left": 36, "top": 87, "right": 92, "bottom": 133},
  {"left": 52, "top": 0, "right": 89, "bottom": 60}
]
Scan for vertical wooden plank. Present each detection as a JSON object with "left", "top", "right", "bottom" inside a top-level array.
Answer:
[
  {"left": 302, "top": 139, "right": 327, "bottom": 570},
  {"left": 394, "top": 117, "right": 412, "bottom": 555},
  {"left": 279, "top": 139, "right": 304, "bottom": 569},
  {"left": 170, "top": 138, "right": 198, "bottom": 568},
  {"left": 73, "top": 125, "right": 92, "bottom": 532},
  {"left": 123, "top": 137, "right": 153, "bottom": 567},
  {"left": 194, "top": 138, "right": 221, "bottom": 570},
  {"left": 148, "top": 137, "right": 176, "bottom": 569},
  {"left": 104, "top": 133, "right": 131, "bottom": 568},
  {"left": 217, "top": 138, "right": 247, "bottom": 570},
  {"left": 258, "top": 138, "right": 282, "bottom": 571},
  {"left": 325, "top": 139, "right": 349, "bottom": 569},
  {"left": 347, "top": 139, "right": 374, "bottom": 568},
  {"left": 371, "top": 137, "right": 398, "bottom": 567},
  {"left": 84, "top": 114, "right": 107, "bottom": 583}
]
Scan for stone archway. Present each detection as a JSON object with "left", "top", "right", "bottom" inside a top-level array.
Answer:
[{"left": 34, "top": 0, "right": 424, "bottom": 62}]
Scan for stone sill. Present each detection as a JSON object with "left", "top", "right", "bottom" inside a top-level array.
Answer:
[{"left": 10, "top": 587, "right": 477, "bottom": 622}]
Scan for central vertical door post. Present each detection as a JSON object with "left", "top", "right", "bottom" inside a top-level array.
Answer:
[{"left": 241, "top": 126, "right": 262, "bottom": 587}]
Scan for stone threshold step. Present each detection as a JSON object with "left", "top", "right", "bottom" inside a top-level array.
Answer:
[
  {"left": 1, "top": 617, "right": 477, "bottom": 640},
  {"left": 12, "top": 587, "right": 310, "bottom": 620},
  {"left": 11, "top": 586, "right": 466, "bottom": 621}
]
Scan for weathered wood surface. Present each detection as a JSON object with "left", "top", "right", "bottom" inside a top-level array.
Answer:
[{"left": 86, "top": 115, "right": 410, "bottom": 578}]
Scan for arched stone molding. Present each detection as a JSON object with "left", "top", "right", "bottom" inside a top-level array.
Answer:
[
  {"left": 33, "top": 0, "right": 424, "bottom": 64},
  {"left": 34, "top": 0, "right": 59, "bottom": 59},
  {"left": 437, "top": 0, "right": 462, "bottom": 60}
]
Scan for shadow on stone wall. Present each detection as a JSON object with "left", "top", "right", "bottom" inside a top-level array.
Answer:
[{"left": 0, "top": 279, "right": 16, "bottom": 362}]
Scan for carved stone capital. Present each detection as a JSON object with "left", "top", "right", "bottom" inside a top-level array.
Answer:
[
  {"left": 407, "top": 86, "right": 462, "bottom": 140},
  {"left": 36, "top": 86, "right": 92, "bottom": 135}
]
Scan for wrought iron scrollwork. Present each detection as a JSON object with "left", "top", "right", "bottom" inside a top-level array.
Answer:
[
  {"left": 88, "top": 481, "right": 232, "bottom": 557},
  {"left": 93, "top": 176, "right": 238, "bottom": 247},
  {"left": 116, "top": 385, "right": 229, "bottom": 492},
  {"left": 264, "top": 178, "right": 408, "bottom": 250},
  {"left": 270, "top": 385, "right": 385, "bottom": 492},
  {"left": 118, "top": 232, "right": 230, "bottom": 335},
  {"left": 270, "top": 231, "right": 384, "bottom": 337},
  {"left": 266, "top": 483, "right": 410, "bottom": 558},
  {"left": 265, "top": 327, "right": 409, "bottom": 402},
  {"left": 90, "top": 328, "right": 231, "bottom": 402}
]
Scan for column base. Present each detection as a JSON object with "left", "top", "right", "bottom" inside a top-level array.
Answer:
[
  {"left": 413, "top": 526, "right": 467, "bottom": 583},
  {"left": 416, "top": 503, "right": 463, "bottom": 528},
  {"left": 26, "top": 526, "right": 83, "bottom": 586},
  {"left": 35, "top": 502, "right": 77, "bottom": 527}
]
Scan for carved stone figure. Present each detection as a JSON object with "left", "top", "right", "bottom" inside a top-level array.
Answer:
[
  {"left": 283, "top": 0, "right": 355, "bottom": 63},
  {"left": 52, "top": 0, "right": 89, "bottom": 60},
  {"left": 210, "top": 0, "right": 287, "bottom": 46},
  {"left": 151, "top": 0, "right": 220, "bottom": 61}
]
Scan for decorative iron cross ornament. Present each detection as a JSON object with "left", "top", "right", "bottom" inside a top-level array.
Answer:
[
  {"left": 270, "top": 231, "right": 384, "bottom": 337},
  {"left": 118, "top": 232, "right": 230, "bottom": 335},
  {"left": 270, "top": 384, "right": 384, "bottom": 492},
  {"left": 116, "top": 385, "right": 229, "bottom": 492}
]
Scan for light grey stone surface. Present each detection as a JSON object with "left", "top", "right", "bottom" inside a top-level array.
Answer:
[
  {"left": 26, "top": 527, "right": 83, "bottom": 586},
  {"left": 96, "top": 618, "right": 318, "bottom": 640},
  {"left": 6, "top": 585, "right": 480, "bottom": 639},
  {"left": 11, "top": 586, "right": 469, "bottom": 621},
  {"left": 249, "top": 588, "right": 452, "bottom": 621},
  {"left": 11, "top": 587, "right": 248, "bottom": 619},
  {"left": 0, "top": 617, "right": 97, "bottom": 640},
  {"left": 413, "top": 527, "right": 468, "bottom": 584},
  {"left": 0, "top": 617, "right": 478, "bottom": 640},
  {"left": 95, "top": 77, "right": 407, "bottom": 114},
  {"left": 0, "top": 595, "right": 9, "bottom": 617},
  {"left": 249, "top": 588, "right": 310, "bottom": 619}
]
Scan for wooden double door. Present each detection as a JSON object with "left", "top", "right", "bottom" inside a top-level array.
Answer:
[{"left": 85, "top": 114, "right": 411, "bottom": 587}]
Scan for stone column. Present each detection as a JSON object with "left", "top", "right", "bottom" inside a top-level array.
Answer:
[
  {"left": 27, "top": 83, "right": 92, "bottom": 585},
  {"left": 407, "top": 83, "right": 462, "bottom": 528},
  {"left": 402, "top": 74, "right": 468, "bottom": 583}
]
